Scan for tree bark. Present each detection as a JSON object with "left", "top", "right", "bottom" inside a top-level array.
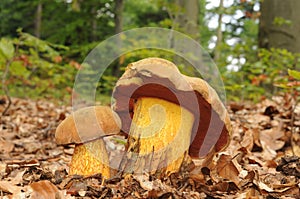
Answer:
[
  {"left": 259, "top": 0, "right": 300, "bottom": 53},
  {"left": 114, "top": 0, "right": 124, "bottom": 35},
  {"left": 214, "top": 0, "right": 224, "bottom": 62},
  {"left": 174, "top": 0, "right": 200, "bottom": 40},
  {"left": 34, "top": 2, "right": 42, "bottom": 38},
  {"left": 112, "top": 0, "right": 124, "bottom": 77},
  {"left": 91, "top": 7, "right": 97, "bottom": 41}
]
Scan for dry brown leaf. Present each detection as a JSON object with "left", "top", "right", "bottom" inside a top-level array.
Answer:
[
  {"left": 6, "top": 159, "right": 40, "bottom": 167},
  {"left": 240, "top": 130, "right": 254, "bottom": 151},
  {"left": 216, "top": 154, "right": 240, "bottom": 185},
  {"left": 10, "top": 169, "right": 26, "bottom": 185},
  {"left": 1, "top": 94, "right": 299, "bottom": 198},
  {"left": 0, "top": 180, "right": 22, "bottom": 194},
  {"left": 66, "top": 180, "right": 87, "bottom": 196},
  {"left": 0, "top": 131, "right": 17, "bottom": 141},
  {"left": 238, "top": 170, "right": 256, "bottom": 188},
  {"left": 248, "top": 113, "right": 270, "bottom": 125},
  {"left": 0, "top": 140, "right": 14, "bottom": 153},
  {"left": 259, "top": 128, "right": 285, "bottom": 160},
  {"left": 245, "top": 187, "right": 261, "bottom": 198},
  {"left": 134, "top": 174, "right": 154, "bottom": 191},
  {"left": 0, "top": 162, "right": 6, "bottom": 174},
  {"left": 252, "top": 128, "right": 261, "bottom": 148},
  {"left": 257, "top": 180, "right": 274, "bottom": 192},
  {"left": 29, "top": 180, "right": 62, "bottom": 199},
  {"left": 291, "top": 132, "right": 300, "bottom": 156}
]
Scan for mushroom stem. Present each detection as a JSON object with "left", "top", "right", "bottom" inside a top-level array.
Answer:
[
  {"left": 122, "top": 97, "right": 194, "bottom": 175},
  {"left": 70, "top": 139, "right": 110, "bottom": 178}
]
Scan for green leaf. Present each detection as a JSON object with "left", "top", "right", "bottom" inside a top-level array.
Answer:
[
  {"left": 10, "top": 61, "right": 30, "bottom": 77},
  {"left": 0, "top": 38, "right": 15, "bottom": 60},
  {"left": 288, "top": 69, "right": 300, "bottom": 80},
  {"left": 274, "top": 83, "right": 292, "bottom": 89}
]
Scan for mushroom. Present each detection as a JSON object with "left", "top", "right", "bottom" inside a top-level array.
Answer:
[
  {"left": 55, "top": 106, "right": 121, "bottom": 178},
  {"left": 112, "top": 58, "right": 231, "bottom": 175}
]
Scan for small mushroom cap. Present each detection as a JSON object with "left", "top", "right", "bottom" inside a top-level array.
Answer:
[
  {"left": 112, "top": 57, "right": 231, "bottom": 158},
  {"left": 55, "top": 106, "right": 121, "bottom": 145}
]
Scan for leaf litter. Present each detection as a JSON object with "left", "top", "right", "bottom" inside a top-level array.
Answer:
[{"left": 0, "top": 94, "right": 299, "bottom": 198}]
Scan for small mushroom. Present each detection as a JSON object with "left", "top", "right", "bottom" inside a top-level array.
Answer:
[
  {"left": 112, "top": 58, "right": 231, "bottom": 174},
  {"left": 55, "top": 106, "right": 121, "bottom": 178}
]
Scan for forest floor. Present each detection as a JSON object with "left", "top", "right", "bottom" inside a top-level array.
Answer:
[{"left": 0, "top": 95, "right": 299, "bottom": 199}]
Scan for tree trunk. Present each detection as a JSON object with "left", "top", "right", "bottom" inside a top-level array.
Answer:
[
  {"left": 259, "top": 0, "right": 300, "bottom": 53},
  {"left": 174, "top": 0, "right": 200, "bottom": 40},
  {"left": 214, "top": 0, "right": 224, "bottom": 63},
  {"left": 114, "top": 0, "right": 124, "bottom": 35},
  {"left": 34, "top": 2, "right": 42, "bottom": 38},
  {"left": 170, "top": 0, "right": 201, "bottom": 77},
  {"left": 112, "top": 0, "right": 124, "bottom": 77},
  {"left": 91, "top": 7, "right": 97, "bottom": 41}
]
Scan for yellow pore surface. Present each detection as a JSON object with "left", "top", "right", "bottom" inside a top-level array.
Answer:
[
  {"left": 130, "top": 97, "right": 194, "bottom": 172},
  {"left": 69, "top": 139, "right": 110, "bottom": 179}
]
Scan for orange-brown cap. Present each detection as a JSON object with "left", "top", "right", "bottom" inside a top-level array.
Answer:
[
  {"left": 55, "top": 106, "right": 121, "bottom": 145},
  {"left": 112, "top": 57, "right": 231, "bottom": 158}
]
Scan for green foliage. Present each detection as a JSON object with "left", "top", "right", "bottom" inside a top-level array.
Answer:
[
  {"left": 274, "top": 69, "right": 300, "bottom": 90},
  {"left": 124, "top": 0, "right": 168, "bottom": 29},
  {"left": 0, "top": 0, "right": 115, "bottom": 46},
  {"left": 225, "top": 47, "right": 300, "bottom": 101},
  {"left": 0, "top": 0, "right": 38, "bottom": 38},
  {"left": 0, "top": 31, "right": 77, "bottom": 102},
  {"left": 2, "top": 0, "right": 300, "bottom": 104},
  {"left": 0, "top": 38, "right": 15, "bottom": 60},
  {"left": 288, "top": 69, "right": 300, "bottom": 80},
  {"left": 273, "top": 17, "right": 292, "bottom": 26},
  {"left": 210, "top": 0, "right": 300, "bottom": 101}
]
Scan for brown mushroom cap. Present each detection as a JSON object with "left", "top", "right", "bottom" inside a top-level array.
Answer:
[
  {"left": 55, "top": 106, "right": 121, "bottom": 145},
  {"left": 112, "top": 57, "right": 231, "bottom": 158}
]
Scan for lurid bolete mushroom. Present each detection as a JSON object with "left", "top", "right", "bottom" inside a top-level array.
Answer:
[
  {"left": 112, "top": 58, "right": 231, "bottom": 175},
  {"left": 55, "top": 106, "right": 121, "bottom": 178}
]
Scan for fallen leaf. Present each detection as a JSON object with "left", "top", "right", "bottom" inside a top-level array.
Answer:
[
  {"left": 0, "top": 140, "right": 14, "bottom": 153},
  {"left": 10, "top": 169, "right": 26, "bottom": 185},
  {"left": 6, "top": 159, "right": 39, "bottom": 168},
  {"left": 291, "top": 132, "right": 300, "bottom": 157},
  {"left": 0, "top": 181, "right": 21, "bottom": 194},
  {"left": 0, "top": 162, "right": 6, "bottom": 174},
  {"left": 240, "top": 130, "right": 254, "bottom": 151},
  {"left": 259, "top": 128, "right": 285, "bottom": 160},
  {"left": 216, "top": 154, "right": 240, "bottom": 185},
  {"left": 29, "top": 180, "right": 62, "bottom": 199},
  {"left": 0, "top": 94, "right": 299, "bottom": 198},
  {"left": 134, "top": 174, "right": 153, "bottom": 191},
  {"left": 257, "top": 181, "right": 274, "bottom": 192},
  {"left": 67, "top": 181, "right": 87, "bottom": 196}
]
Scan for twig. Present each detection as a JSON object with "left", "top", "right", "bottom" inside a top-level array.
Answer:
[
  {"left": 2, "top": 59, "right": 12, "bottom": 116},
  {"left": 290, "top": 93, "right": 299, "bottom": 156},
  {"left": 1, "top": 42, "right": 19, "bottom": 116}
]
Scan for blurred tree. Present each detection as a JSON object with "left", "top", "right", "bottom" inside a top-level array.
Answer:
[
  {"left": 34, "top": 1, "right": 42, "bottom": 38},
  {"left": 0, "top": 0, "right": 115, "bottom": 46},
  {"left": 259, "top": 0, "right": 300, "bottom": 53},
  {"left": 174, "top": 0, "right": 200, "bottom": 40},
  {"left": 123, "top": 0, "right": 168, "bottom": 28},
  {"left": 213, "top": 0, "right": 224, "bottom": 62},
  {"left": 0, "top": 1, "right": 37, "bottom": 37},
  {"left": 112, "top": 0, "right": 124, "bottom": 77},
  {"left": 114, "top": 0, "right": 124, "bottom": 35}
]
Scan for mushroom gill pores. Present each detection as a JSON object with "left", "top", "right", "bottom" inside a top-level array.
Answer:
[
  {"left": 55, "top": 106, "right": 121, "bottom": 178},
  {"left": 126, "top": 97, "right": 194, "bottom": 174},
  {"left": 112, "top": 57, "right": 232, "bottom": 175}
]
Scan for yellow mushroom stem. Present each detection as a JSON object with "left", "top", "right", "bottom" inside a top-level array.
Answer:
[
  {"left": 69, "top": 139, "right": 110, "bottom": 179},
  {"left": 126, "top": 97, "right": 194, "bottom": 174}
]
